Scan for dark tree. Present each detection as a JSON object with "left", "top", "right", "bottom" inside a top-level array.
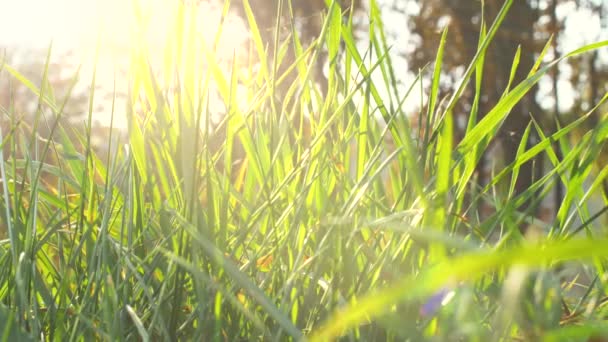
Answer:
[
  {"left": 405, "top": 0, "right": 608, "bottom": 229},
  {"left": 408, "top": 0, "right": 548, "bottom": 229}
]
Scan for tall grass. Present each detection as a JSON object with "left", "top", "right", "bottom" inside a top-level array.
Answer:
[{"left": 0, "top": 0, "right": 607, "bottom": 340}]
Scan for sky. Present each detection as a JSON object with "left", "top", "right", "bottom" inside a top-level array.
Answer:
[{"left": 0, "top": 0, "right": 606, "bottom": 128}]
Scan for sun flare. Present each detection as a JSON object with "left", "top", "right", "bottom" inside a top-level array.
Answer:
[{"left": 1, "top": 0, "right": 251, "bottom": 128}]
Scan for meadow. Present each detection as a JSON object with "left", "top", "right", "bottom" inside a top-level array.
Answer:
[{"left": 0, "top": 0, "right": 607, "bottom": 340}]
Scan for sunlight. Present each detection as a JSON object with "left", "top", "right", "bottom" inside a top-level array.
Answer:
[
  {"left": 0, "top": 0, "right": 248, "bottom": 65},
  {"left": 0, "top": 0, "right": 251, "bottom": 128}
]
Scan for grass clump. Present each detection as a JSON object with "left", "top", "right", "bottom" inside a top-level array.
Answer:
[{"left": 0, "top": 0, "right": 607, "bottom": 340}]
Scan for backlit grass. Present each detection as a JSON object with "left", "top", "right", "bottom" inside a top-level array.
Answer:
[{"left": 0, "top": 0, "right": 607, "bottom": 340}]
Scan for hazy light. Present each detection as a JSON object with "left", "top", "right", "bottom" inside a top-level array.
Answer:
[{"left": 0, "top": 0, "right": 250, "bottom": 128}]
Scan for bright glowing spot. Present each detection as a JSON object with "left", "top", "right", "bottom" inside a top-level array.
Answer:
[{"left": 0, "top": 0, "right": 251, "bottom": 129}]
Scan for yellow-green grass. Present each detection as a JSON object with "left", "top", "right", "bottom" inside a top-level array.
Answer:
[{"left": 0, "top": 0, "right": 607, "bottom": 340}]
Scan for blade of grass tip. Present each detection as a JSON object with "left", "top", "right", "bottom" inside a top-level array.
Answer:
[
  {"left": 291, "top": 0, "right": 338, "bottom": 109},
  {"left": 418, "top": 66, "right": 426, "bottom": 148},
  {"left": 213, "top": 0, "right": 232, "bottom": 51},
  {"left": 269, "top": 0, "right": 284, "bottom": 108},
  {"left": 126, "top": 91, "right": 148, "bottom": 185},
  {"left": 125, "top": 305, "right": 150, "bottom": 342},
  {"left": 528, "top": 35, "right": 554, "bottom": 77},
  {"left": 427, "top": 27, "right": 448, "bottom": 127},
  {"left": 421, "top": 27, "right": 448, "bottom": 172},
  {"left": 102, "top": 76, "right": 118, "bottom": 184},
  {"left": 309, "top": 236, "right": 608, "bottom": 341},
  {"left": 325, "top": 0, "right": 341, "bottom": 101},
  {"left": 501, "top": 45, "right": 520, "bottom": 98},
  {"left": 507, "top": 123, "right": 533, "bottom": 199},
  {"left": 561, "top": 39, "right": 608, "bottom": 60},
  {"left": 530, "top": 116, "right": 562, "bottom": 174},
  {"left": 442, "top": 0, "right": 513, "bottom": 118},
  {"left": 453, "top": 21, "right": 484, "bottom": 210},
  {"left": 242, "top": 0, "right": 269, "bottom": 83},
  {"left": 282, "top": 0, "right": 311, "bottom": 110},
  {"left": 369, "top": 0, "right": 399, "bottom": 106},
  {"left": 464, "top": 21, "right": 485, "bottom": 134}
]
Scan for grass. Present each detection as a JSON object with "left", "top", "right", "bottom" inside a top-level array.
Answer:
[{"left": 0, "top": 0, "right": 607, "bottom": 340}]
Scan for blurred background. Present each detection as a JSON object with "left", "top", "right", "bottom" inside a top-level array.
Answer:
[{"left": 1, "top": 0, "right": 606, "bottom": 224}]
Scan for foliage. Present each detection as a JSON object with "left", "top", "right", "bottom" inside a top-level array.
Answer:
[
  {"left": 0, "top": 0, "right": 607, "bottom": 340},
  {"left": 406, "top": 0, "right": 608, "bottom": 220}
]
